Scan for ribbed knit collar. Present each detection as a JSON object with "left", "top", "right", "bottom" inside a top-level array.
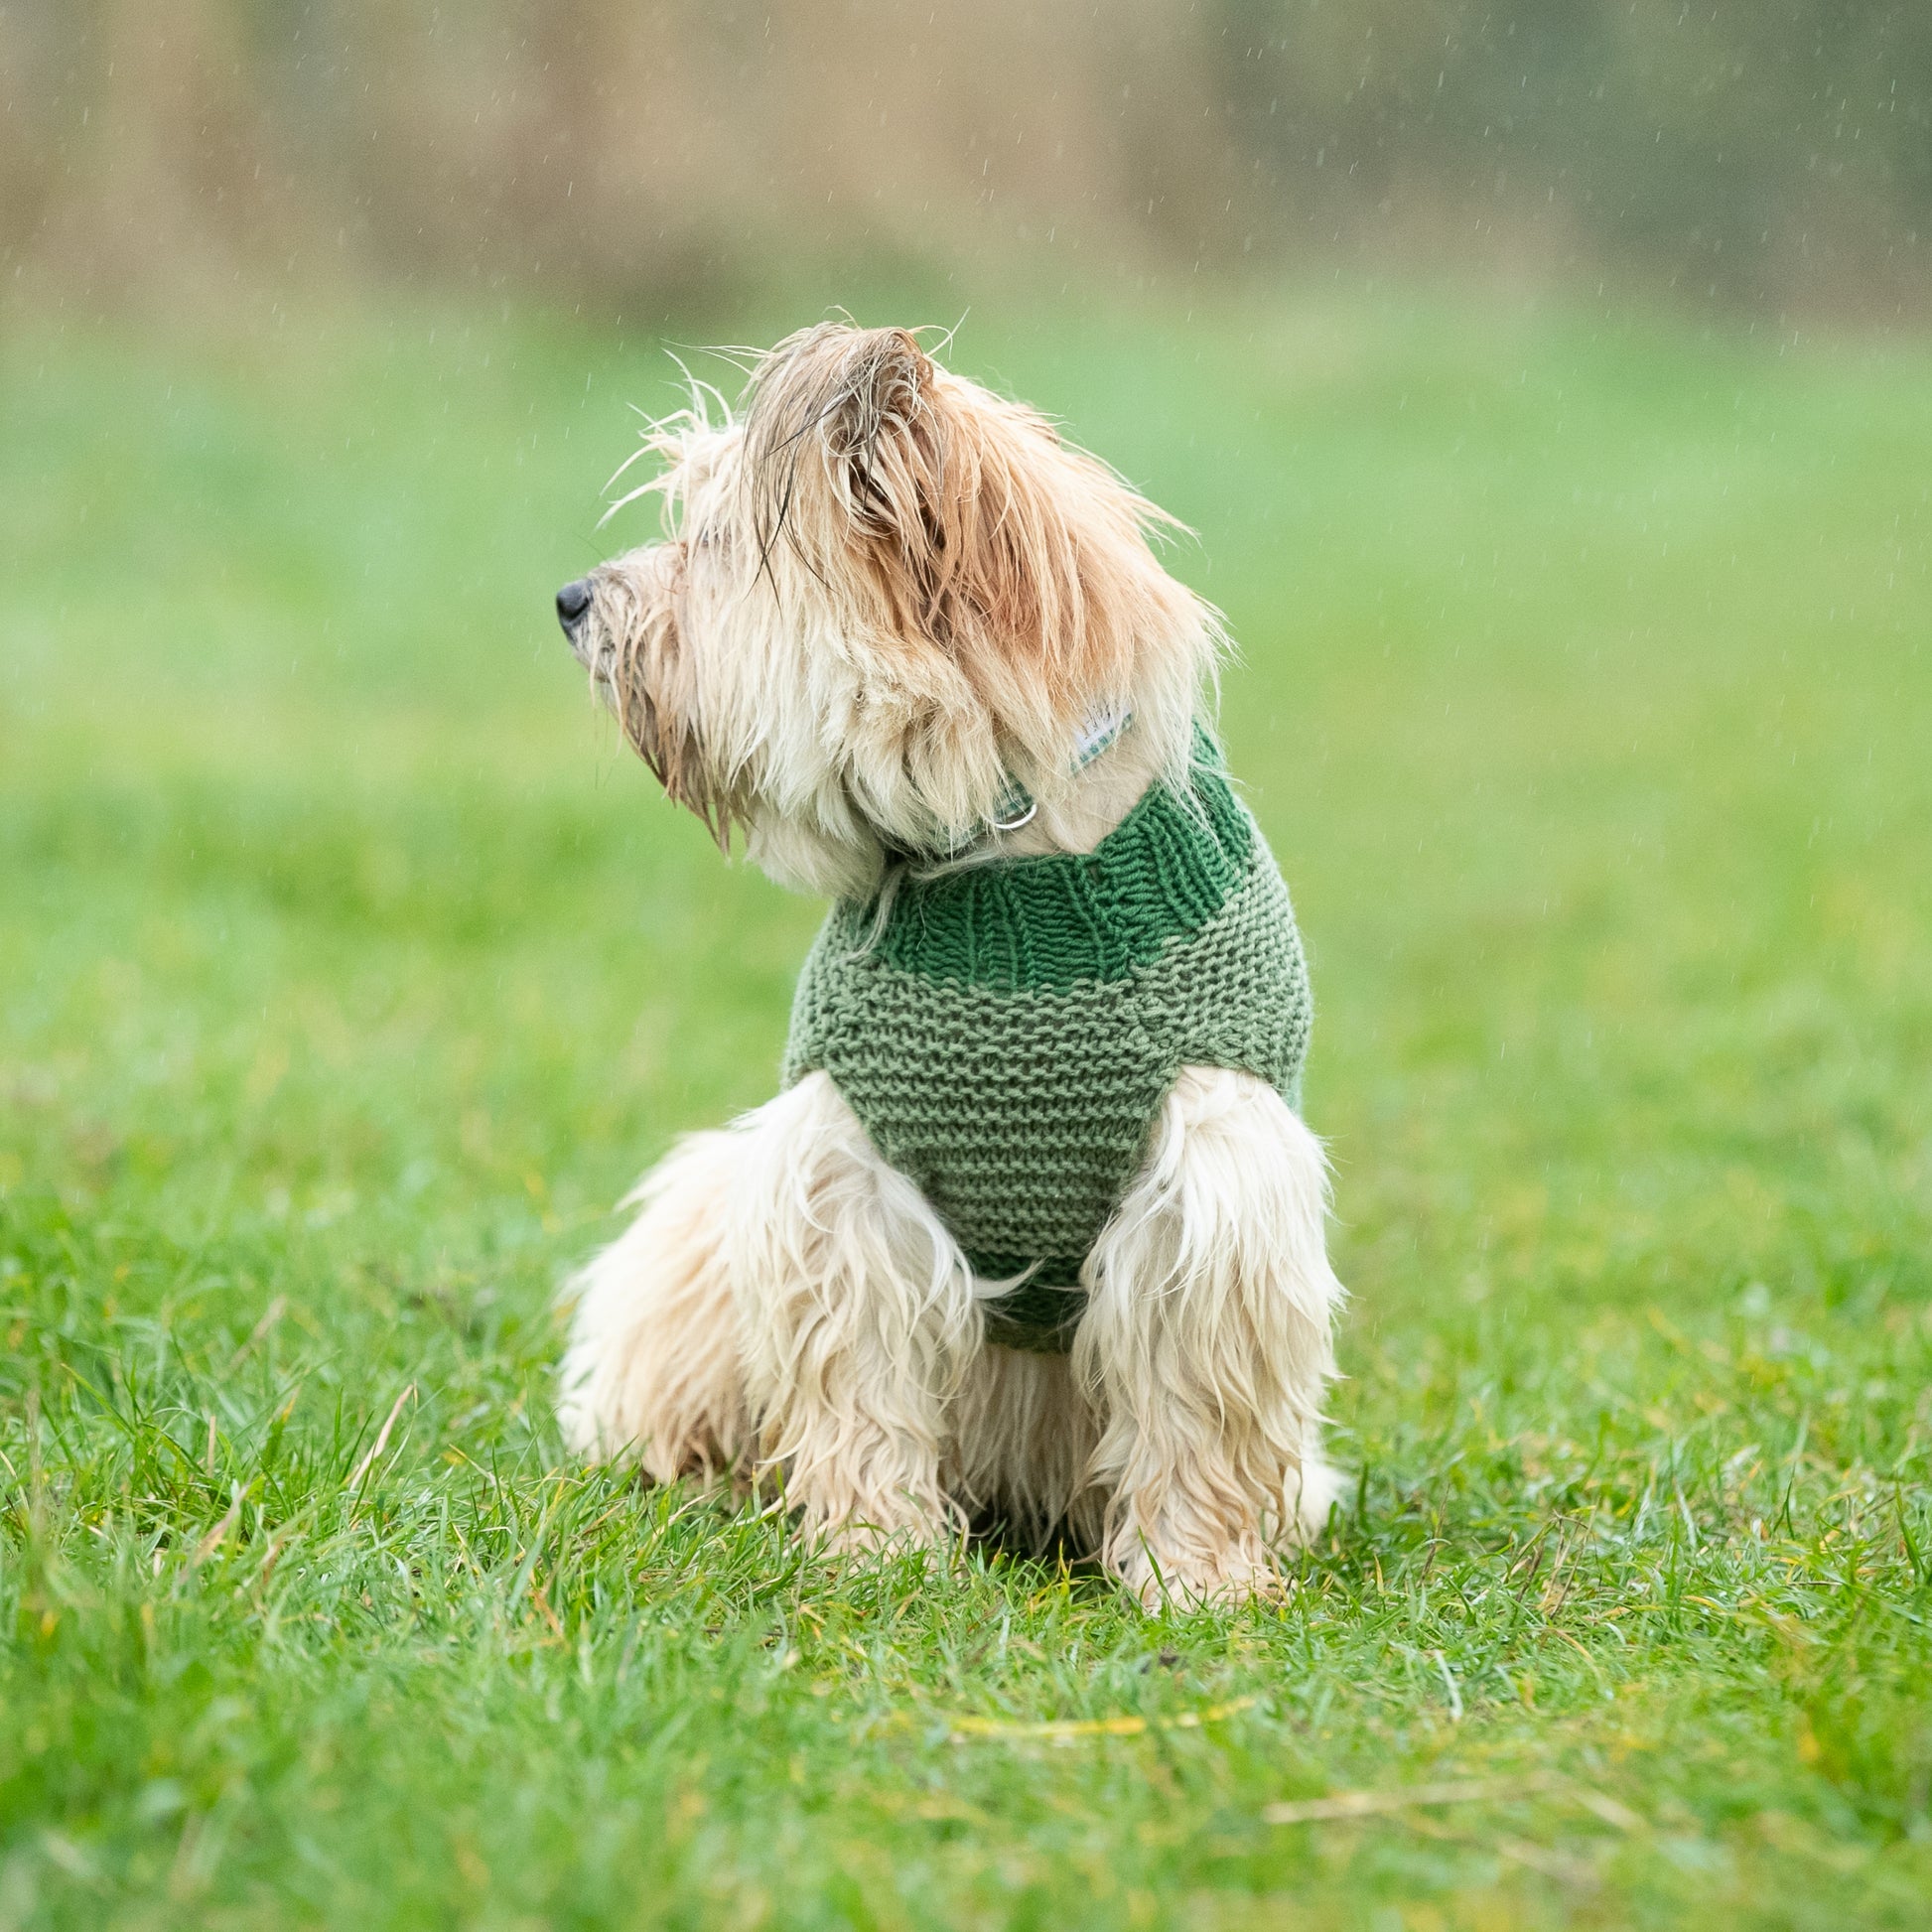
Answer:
[{"left": 840, "top": 728, "right": 1253, "bottom": 994}]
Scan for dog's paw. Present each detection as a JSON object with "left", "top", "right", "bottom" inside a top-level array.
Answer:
[
  {"left": 799, "top": 1490, "right": 965, "bottom": 1561},
  {"left": 1110, "top": 1540, "right": 1288, "bottom": 1610},
  {"left": 1288, "top": 1456, "right": 1350, "bottom": 1544}
]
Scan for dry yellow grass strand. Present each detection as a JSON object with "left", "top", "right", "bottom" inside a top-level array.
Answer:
[{"left": 947, "top": 1694, "right": 1257, "bottom": 1742}]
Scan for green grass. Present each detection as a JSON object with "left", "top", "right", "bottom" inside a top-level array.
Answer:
[{"left": 3, "top": 287, "right": 1931, "bottom": 1929}]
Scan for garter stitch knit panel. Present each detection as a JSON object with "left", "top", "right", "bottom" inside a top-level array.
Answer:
[{"left": 781, "top": 738, "right": 1311, "bottom": 1350}]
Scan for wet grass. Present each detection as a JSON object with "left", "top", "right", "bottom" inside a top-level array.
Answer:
[{"left": 3, "top": 289, "right": 1931, "bottom": 1928}]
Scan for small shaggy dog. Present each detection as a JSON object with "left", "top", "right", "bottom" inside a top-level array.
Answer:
[{"left": 553, "top": 323, "right": 1345, "bottom": 1601}]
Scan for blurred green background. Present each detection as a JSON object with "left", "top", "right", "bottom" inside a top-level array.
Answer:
[{"left": 4, "top": 6, "right": 1932, "bottom": 1929}]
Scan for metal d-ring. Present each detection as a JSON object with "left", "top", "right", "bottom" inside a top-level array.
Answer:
[{"left": 985, "top": 796, "right": 1038, "bottom": 833}]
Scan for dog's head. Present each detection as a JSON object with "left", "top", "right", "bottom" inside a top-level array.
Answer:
[{"left": 557, "top": 323, "right": 1217, "bottom": 897}]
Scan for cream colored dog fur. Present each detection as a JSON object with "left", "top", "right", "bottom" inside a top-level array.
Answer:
[{"left": 553, "top": 323, "right": 1345, "bottom": 1602}]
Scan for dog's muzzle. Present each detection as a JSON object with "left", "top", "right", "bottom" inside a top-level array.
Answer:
[{"left": 555, "top": 577, "right": 594, "bottom": 636}]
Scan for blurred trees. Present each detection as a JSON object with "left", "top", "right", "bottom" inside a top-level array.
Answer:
[
  {"left": 1221, "top": 0, "right": 1932, "bottom": 307},
  {"left": 5, "top": 0, "right": 1929, "bottom": 317}
]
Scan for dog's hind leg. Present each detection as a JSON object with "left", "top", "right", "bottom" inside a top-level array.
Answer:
[
  {"left": 728, "top": 1071, "right": 982, "bottom": 1549},
  {"left": 558, "top": 1126, "right": 752, "bottom": 1485},
  {"left": 1076, "top": 1066, "right": 1346, "bottom": 1605}
]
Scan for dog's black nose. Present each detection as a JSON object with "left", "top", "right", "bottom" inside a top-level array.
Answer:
[{"left": 555, "top": 577, "right": 594, "bottom": 631}]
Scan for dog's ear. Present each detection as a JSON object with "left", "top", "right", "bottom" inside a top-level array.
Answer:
[
  {"left": 745, "top": 325, "right": 1155, "bottom": 739},
  {"left": 741, "top": 324, "right": 947, "bottom": 598},
  {"left": 739, "top": 323, "right": 1214, "bottom": 847}
]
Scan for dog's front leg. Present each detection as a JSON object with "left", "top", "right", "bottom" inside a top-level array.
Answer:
[
  {"left": 728, "top": 1072, "right": 981, "bottom": 1550},
  {"left": 1077, "top": 1067, "right": 1347, "bottom": 1605}
]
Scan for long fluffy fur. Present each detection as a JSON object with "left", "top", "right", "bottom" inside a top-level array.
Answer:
[
  {"left": 1077, "top": 1067, "right": 1346, "bottom": 1600},
  {"left": 559, "top": 1069, "right": 1340, "bottom": 1598},
  {"left": 557, "top": 324, "right": 1345, "bottom": 1601},
  {"left": 557, "top": 1126, "right": 749, "bottom": 1482}
]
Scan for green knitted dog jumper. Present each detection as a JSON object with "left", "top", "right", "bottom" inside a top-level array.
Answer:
[{"left": 780, "top": 734, "right": 1311, "bottom": 1351}]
